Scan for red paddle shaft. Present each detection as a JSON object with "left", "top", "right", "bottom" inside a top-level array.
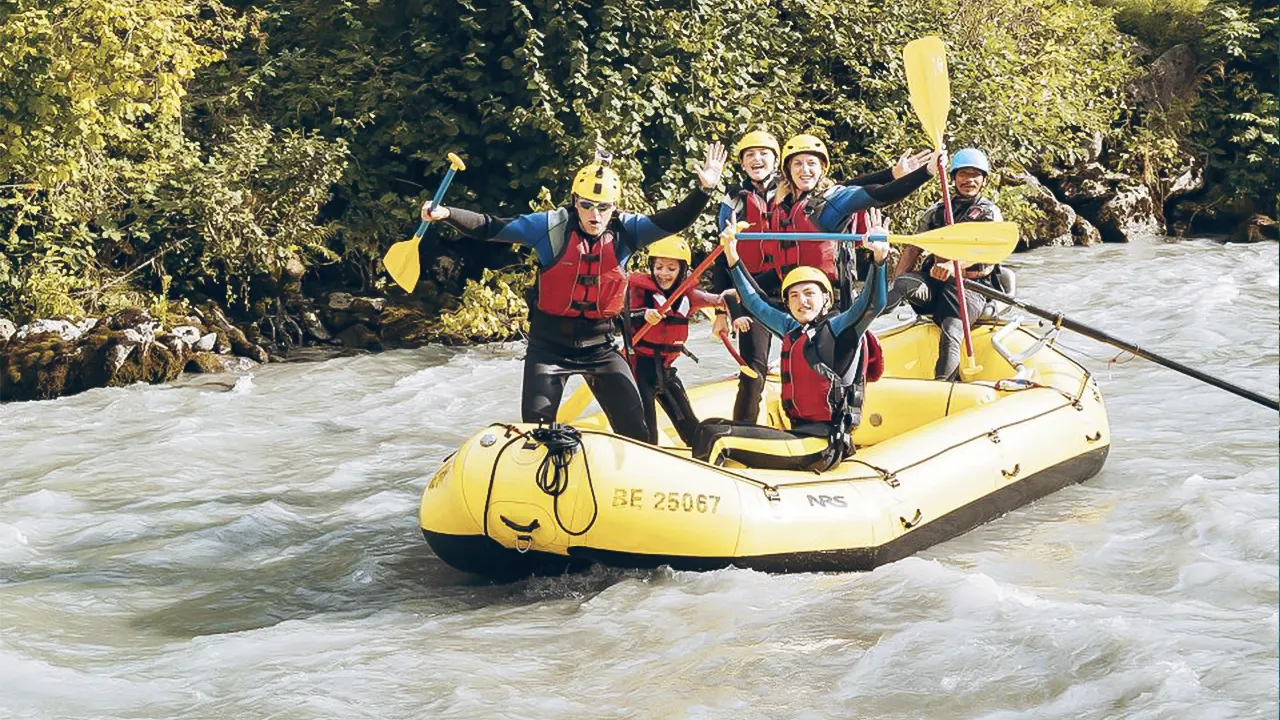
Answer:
[
  {"left": 937, "top": 157, "right": 976, "bottom": 358},
  {"left": 632, "top": 245, "right": 724, "bottom": 345}
]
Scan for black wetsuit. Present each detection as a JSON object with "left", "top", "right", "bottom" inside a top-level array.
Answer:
[{"left": 441, "top": 189, "right": 711, "bottom": 441}]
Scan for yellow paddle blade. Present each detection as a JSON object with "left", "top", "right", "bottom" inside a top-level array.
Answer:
[
  {"left": 888, "top": 222, "right": 1019, "bottom": 264},
  {"left": 557, "top": 382, "right": 596, "bottom": 423},
  {"left": 904, "top": 36, "right": 950, "bottom": 151},
  {"left": 383, "top": 237, "right": 421, "bottom": 292}
]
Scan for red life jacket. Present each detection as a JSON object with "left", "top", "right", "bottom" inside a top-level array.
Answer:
[
  {"left": 779, "top": 325, "right": 882, "bottom": 425},
  {"left": 851, "top": 209, "right": 869, "bottom": 236},
  {"left": 535, "top": 227, "right": 628, "bottom": 319},
  {"left": 734, "top": 190, "right": 778, "bottom": 276},
  {"left": 627, "top": 274, "right": 691, "bottom": 365},
  {"left": 771, "top": 198, "right": 837, "bottom": 281}
]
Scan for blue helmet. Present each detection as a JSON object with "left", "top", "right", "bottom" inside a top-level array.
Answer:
[{"left": 950, "top": 148, "right": 991, "bottom": 176}]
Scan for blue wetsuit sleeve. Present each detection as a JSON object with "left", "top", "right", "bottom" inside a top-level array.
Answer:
[
  {"left": 730, "top": 263, "right": 797, "bottom": 337},
  {"left": 815, "top": 185, "right": 877, "bottom": 231},
  {"left": 716, "top": 197, "right": 736, "bottom": 232},
  {"left": 493, "top": 213, "right": 557, "bottom": 266},
  {"left": 829, "top": 260, "right": 888, "bottom": 337},
  {"left": 444, "top": 208, "right": 557, "bottom": 266},
  {"left": 815, "top": 165, "right": 934, "bottom": 231}
]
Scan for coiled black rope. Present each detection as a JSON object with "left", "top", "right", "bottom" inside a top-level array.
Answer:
[{"left": 529, "top": 424, "right": 598, "bottom": 536}]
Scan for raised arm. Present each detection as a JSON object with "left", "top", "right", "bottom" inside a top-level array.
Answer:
[
  {"left": 830, "top": 245, "right": 889, "bottom": 338},
  {"left": 728, "top": 263, "right": 796, "bottom": 338},
  {"left": 619, "top": 142, "right": 728, "bottom": 254},
  {"left": 427, "top": 205, "right": 562, "bottom": 266},
  {"left": 812, "top": 163, "right": 937, "bottom": 232}
]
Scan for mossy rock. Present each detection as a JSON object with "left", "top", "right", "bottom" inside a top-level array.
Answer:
[
  {"left": 379, "top": 305, "right": 434, "bottom": 348},
  {"left": 34, "top": 352, "right": 72, "bottom": 399},
  {"left": 185, "top": 352, "right": 226, "bottom": 374},
  {"left": 337, "top": 323, "right": 382, "bottom": 351},
  {"left": 108, "top": 308, "right": 152, "bottom": 330},
  {"left": 153, "top": 343, "right": 187, "bottom": 382}
]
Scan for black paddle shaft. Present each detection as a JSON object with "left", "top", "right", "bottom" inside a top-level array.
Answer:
[{"left": 967, "top": 283, "right": 1279, "bottom": 412}]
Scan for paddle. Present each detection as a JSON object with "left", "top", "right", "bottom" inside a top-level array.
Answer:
[
  {"left": 383, "top": 152, "right": 467, "bottom": 292},
  {"left": 904, "top": 36, "right": 981, "bottom": 375},
  {"left": 632, "top": 222, "right": 749, "bottom": 345},
  {"left": 965, "top": 283, "right": 1279, "bottom": 411},
  {"left": 557, "top": 381, "right": 596, "bottom": 423},
  {"left": 697, "top": 307, "right": 760, "bottom": 379},
  {"left": 735, "top": 221, "right": 1019, "bottom": 266}
]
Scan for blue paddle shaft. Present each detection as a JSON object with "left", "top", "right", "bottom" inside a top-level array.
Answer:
[
  {"left": 412, "top": 166, "right": 460, "bottom": 241},
  {"left": 735, "top": 232, "right": 889, "bottom": 242}
]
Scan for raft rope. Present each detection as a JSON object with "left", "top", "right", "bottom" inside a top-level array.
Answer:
[{"left": 754, "top": 366, "right": 1098, "bottom": 491}]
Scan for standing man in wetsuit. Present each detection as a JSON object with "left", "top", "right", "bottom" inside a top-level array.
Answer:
[{"left": 421, "top": 144, "right": 728, "bottom": 442}]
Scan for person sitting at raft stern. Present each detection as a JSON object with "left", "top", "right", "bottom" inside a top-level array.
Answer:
[
  {"left": 421, "top": 144, "right": 728, "bottom": 442},
  {"left": 690, "top": 211, "right": 892, "bottom": 472},
  {"left": 715, "top": 132, "right": 942, "bottom": 424},
  {"left": 886, "top": 148, "right": 1009, "bottom": 381},
  {"left": 627, "top": 237, "right": 733, "bottom": 446}
]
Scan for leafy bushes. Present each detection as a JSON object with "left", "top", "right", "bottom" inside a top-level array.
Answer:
[{"left": 0, "top": 0, "right": 1271, "bottom": 327}]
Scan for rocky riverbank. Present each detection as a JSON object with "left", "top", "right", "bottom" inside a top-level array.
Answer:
[
  {"left": 1007, "top": 42, "right": 1277, "bottom": 251},
  {"left": 0, "top": 286, "right": 483, "bottom": 403}
]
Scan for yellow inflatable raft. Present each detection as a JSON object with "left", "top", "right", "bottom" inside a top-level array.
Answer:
[{"left": 420, "top": 318, "right": 1110, "bottom": 577}]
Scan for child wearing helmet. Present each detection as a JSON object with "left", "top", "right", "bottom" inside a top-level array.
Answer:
[
  {"left": 690, "top": 212, "right": 893, "bottom": 472},
  {"left": 887, "top": 148, "right": 1009, "bottom": 381},
  {"left": 712, "top": 131, "right": 938, "bottom": 426},
  {"left": 421, "top": 144, "right": 728, "bottom": 441},
  {"left": 626, "top": 236, "right": 732, "bottom": 445}
]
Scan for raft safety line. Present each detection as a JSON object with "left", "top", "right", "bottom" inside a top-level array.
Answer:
[
  {"left": 761, "top": 388, "right": 1089, "bottom": 491},
  {"left": 481, "top": 431, "right": 530, "bottom": 540},
  {"left": 576, "top": 429, "right": 782, "bottom": 500}
]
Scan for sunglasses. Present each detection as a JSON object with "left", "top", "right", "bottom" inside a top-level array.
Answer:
[{"left": 576, "top": 199, "right": 616, "bottom": 213}]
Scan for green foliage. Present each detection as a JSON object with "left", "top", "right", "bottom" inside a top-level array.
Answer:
[
  {"left": 1, "top": 0, "right": 1270, "bottom": 331},
  {"left": 1195, "top": 0, "right": 1278, "bottom": 218},
  {"left": 0, "top": 0, "right": 348, "bottom": 321},
  {"left": 212, "top": 0, "right": 1133, "bottom": 258},
  {"left": 134, "top": 122, "right": 350, "bottom": 309},
  {"left": 990, "top": 183, "right": 1049, "bottom": 247},
  {"left": 1106, "top": 0, "right": 1276, "bottom": 220},
  {"left": 431, "top": 261, "right": 534, "bottom": 344},
  {"left": 1110, "top": 0, "right": 1211, "bottom": 52}
]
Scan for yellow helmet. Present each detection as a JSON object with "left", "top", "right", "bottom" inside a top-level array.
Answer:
[
  {"left": 781, "top": 266, "right": 833, "bottom": 297},
  {"left": 647, "top": 236, "right": 691, "bottom": 264},
  {"left": 734, "top": 130, "right": 780, "bottom": 161},
  {"left": 572, "top": 163, "right": 622, "bottom": 203},
  {"left": 780, "top": 133, "right": 829, "bottom": 172}
]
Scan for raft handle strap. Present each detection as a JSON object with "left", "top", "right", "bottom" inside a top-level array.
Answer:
[{"left": 500, "top": 516, "right": 541, "bottom": 534}]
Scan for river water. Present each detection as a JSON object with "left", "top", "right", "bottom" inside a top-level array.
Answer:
[{"left": 2, "top": 237, "right": 1276, "bottom": 719}]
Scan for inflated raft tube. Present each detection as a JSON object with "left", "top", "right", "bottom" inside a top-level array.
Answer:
[{"left": 420, "top": 320, "right": 1110, "bottom": 578}]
